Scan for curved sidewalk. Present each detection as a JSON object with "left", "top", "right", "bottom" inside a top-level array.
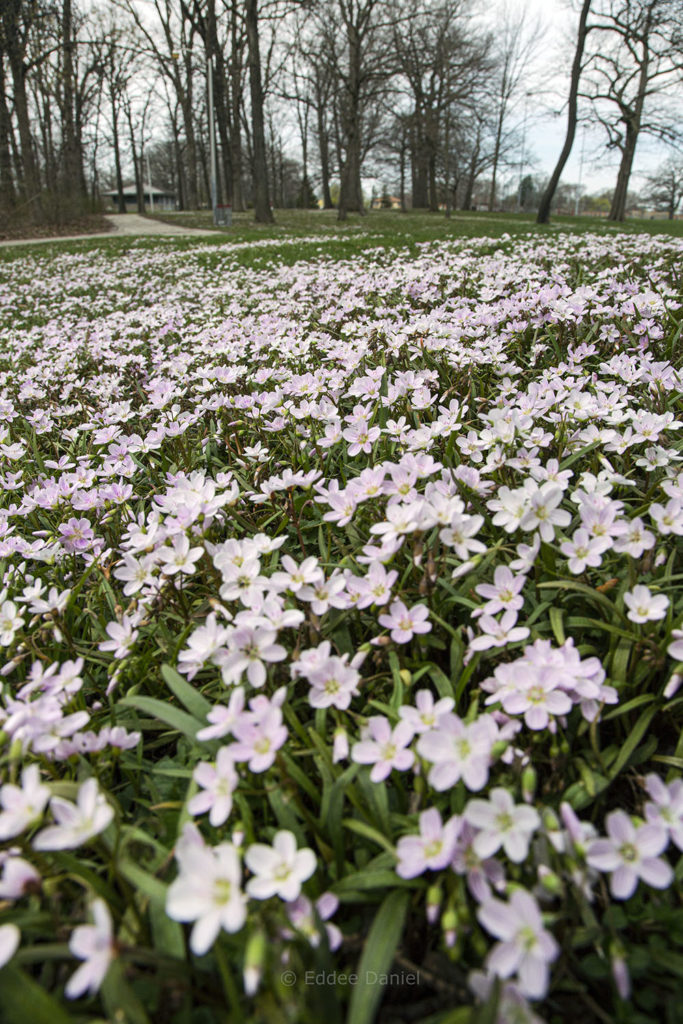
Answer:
[{"left": 0, "top": 213, "right": 218, "bottom": 248}]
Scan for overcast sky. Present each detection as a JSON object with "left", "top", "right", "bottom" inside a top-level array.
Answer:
[{"left": 482, "top": 0, "right": 675, "bottom": 195}]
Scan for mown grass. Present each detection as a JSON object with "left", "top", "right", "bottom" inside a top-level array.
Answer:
[
  {"left": 0, "top": 208, "right": 680, "bottom": 266},
  {"left": 148, "top": 207, "right": 683, "bottom": 240}
]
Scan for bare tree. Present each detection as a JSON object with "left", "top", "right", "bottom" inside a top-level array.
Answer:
[
  {"left": 244, "top": 0, "right": 272, "bottom": 220},
  {"left": 0, "top": 0, "right": 43, "bottom": 219},
  {"left": 120, "top": 0, "right": 202, "bottom": 209},
  {"left": 393, "top": 0, "right": 492, "bottom": 212},
  {"left": 537, "top": 0, "right": 593, "bottom": 225},
  {"left": 487, "top": 2, "right": 540, "bottom": 212},
  {"left": 582, "top": 0, "right": 683, "bottom": 221},
  {"left": 0, "top": 54, "right": 16, "bottom": 213},
  {"left": 642, "top": 157, "right": 683, "bottom": 219},
  {"left": 307, "top": 0, "right": 393, "bottom": 220}
]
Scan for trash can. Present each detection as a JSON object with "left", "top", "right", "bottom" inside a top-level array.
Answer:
[{"left": 214, "top": 203, "right": 232, "bottom": 227}]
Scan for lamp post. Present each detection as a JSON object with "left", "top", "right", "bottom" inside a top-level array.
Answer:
[
  {"left": 574, "top": 124, "right": 587, "bottom": 216},
  {"left": 207, "top": 55, "right": 217, "bottom": 226},
  {"left": 517, "top": 91, "right": 533, "bottom": 212},
  {"left": 146, "top": 149, "right": 154, "bottom": 212}
]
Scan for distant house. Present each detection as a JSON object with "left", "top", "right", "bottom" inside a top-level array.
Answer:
[
  {"left": 101, "top": 182, "right": 176, "bottom": 212},
  {"left": 369, "top": 194, "right": 402, "bottom": 210}
]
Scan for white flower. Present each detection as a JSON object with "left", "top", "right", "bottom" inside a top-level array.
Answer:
[
  {"left": 352, "top": 716, "right": 415, "bottom": 782},
  {"left": 0, "top": 923, "right": 20, "bottom": 968},
  {"left": 33, "top": 778, "right": 114, "bottom": 850},
  {"left": 219, "top": 626, "right": 287, "bottom": 688},
  {"left": 586, "top": 810, "right": 672, "bottom": 899},
  {"left": 468, "top": 611, "right": 530, "bottom": 652},
  {"left": 378, "top": 600, "right": 431, "bottom": 643},
  {"left": 0, "top": 855, "right": 41, "bottom": 898},
  {"left": 560, "top": 528, "right": 611, "bottom": 574},
  {"left": 66, "top": 899, "right": 115, "bottom": 999},
  {"left": 478, "top": 889, "right": 559, "bottom": 999},
  {"left": 417, "top": 713, "right": 497, "bottom": 792},
  {"left": 166, "top": 827, "right": 247, "bottom": 955},
  {"left": 245, "top": 830, "right": 316, "bottom": 901},
  {"left": 158, "top": 533, "right": 204, "bottom": 576},
  {"left": 188, "top": 748, "right": 239, "bottom": 827},
  {"left": 623, "top": 585, "right": 669, "bottom": 624},
  {"left": 519, "top": 482, "right": 570, "bottom": 542},
  {"left": 0, "top": 600, "right": 24, "bottom": 646},
  {"left": 0, "top": 763, "right": 51, "bottom": 840},
  {"left": 98, "top": 614, "right": 139, "bottom": 659},
  {"left": 464, "top": 788, "right": 540, "bottom": 862}
]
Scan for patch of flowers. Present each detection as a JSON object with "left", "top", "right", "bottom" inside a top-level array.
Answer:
[{"left": 0, "top": 229, "right": 681, "bottom": 1023}]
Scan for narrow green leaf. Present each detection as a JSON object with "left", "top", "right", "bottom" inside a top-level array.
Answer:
[
  {"left": 549, "top": 607, "right": 565, "bottom": 645},
  {"left": 120, "top": 695, "right": 200, "bottom": 741},
  {"left": 609, "top": 705, "right": 659, "bottom": 779},
  {"left": 0, "top": 965, "right": 73, "bottom": 1024},
  {"left": 342, "top": 817, "right": 395, "bottom": 855},
  {"left": 429, "top": 662, "right": 455, "bottom": 700},
  {"left": 537, "top": 580, "right": 624, "bottom": 621},
  {"left": 602, "top": 694, "right": 655, "bottom": 720},
  {"left": 101, "top": 959, "right": 152, "bottom": 1024},
  {"left": 346, "top": 889, "right": 410, "bottom": 1024},
  {"left": 117, "top": 858, "right": 168, "bottom": 907},
  {"left": 161, "top": 663, "right": 211, "bottom": 720},
  {"left": 333, "top": 870, "right": 412, "bottom": 893}
]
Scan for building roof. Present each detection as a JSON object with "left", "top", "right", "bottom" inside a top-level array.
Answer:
[{"left": 102, "top": 182, "right": 176, "bottom": 198}]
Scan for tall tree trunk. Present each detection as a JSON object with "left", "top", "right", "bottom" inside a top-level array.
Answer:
[
  {"left": 229, "top": 4, "right": 245, "bottom": 211},
  {"left": 245, "top": 0, "right": 273, "bottom": 222},
  {"left": 608, "top": 52, "right": 649, "bottom": 222},
  {"left": 212, "top": 51, "right": 231, "bottom": 204},
  {"left": 537, "top": 0, "right": 591, "bottom": 224},
  {"left": 180, "top": 91, "right": 199, "bottom": 208},
  {"left": 0, "top": 55, "right": 15, "bottom": 213},
  {"left": 38, "top": 91, "right": 57, "bottom": 194},
  {"left": 317, "top": 105, "right": 333, "bottom": 208},
  {"left": 428, "top": 151, "right": 438, "bottom": 212},
  {"left": 4, "top": 9, "right": 41, "bottom": 219},
  {"left": 462, "top": 133, "right": 480, "bottom": 211},
  {"left": 411, "top": 115, "right": 429, "bottom": 208},
  {"left": 608, "top": 122, "right": 638, "bottom": 222},
  {"left": 61, "top": 0, "right": 84, "bottom": 215},
  {"left": 125, "top": 105, "right": 144, "bottom": 212},
  {"left": 338, "top": 16, "right": 365, "bottom": 221},
  {"left": 110, "top": 92, "right": 126, "bottom": 214},
  {"left": 338, "top": 123, "right": 364, "bottom": 219},
  {"left": 488, "top": 106, "right": 504, "bottom": 211}
]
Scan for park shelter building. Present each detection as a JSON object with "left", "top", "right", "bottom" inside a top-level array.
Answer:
[{"left": 102, "top": 182, "right": 176, "bottom": 212}]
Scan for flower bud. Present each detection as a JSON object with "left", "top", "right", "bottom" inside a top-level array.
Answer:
[
  {"left": 538, "top": 865, "right": 563, "bottom": 895},
  {"left": 522, "top": 766, "right": 537, "bottom": 803},
  {"left": 426, "top": 884, "right": 442, "bottom": 924},
  {"left": 542, "top": 808, "right": 560, "bottom": 833},
  {"left": 610, "top": 946, "right": 630, "bottom": 1000},
  {"left": 243, "top": 929, "right": 267, "bottom": 996},
  {"left": 333, "top": 727, "right": 349, "bottom": 764},
  {"left": 664, "top": 672, "right": 682, "bottom": 699},
  {"left": 442, "top": 908, "right": 457, "bottom": 948}
]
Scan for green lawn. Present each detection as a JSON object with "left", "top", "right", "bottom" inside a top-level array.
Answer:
[
  {"left": 147, "top": 206, "right": 683, "bottom": 240},
  {"left": 0, "top": 207, "right": 680, "bottom": 266}
]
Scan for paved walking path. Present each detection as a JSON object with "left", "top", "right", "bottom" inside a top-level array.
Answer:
[{"left": 0, "top": 213, "right": 218, "bottom": 248}]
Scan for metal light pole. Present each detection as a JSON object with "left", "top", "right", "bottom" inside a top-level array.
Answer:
[
  {"left": 517, "top": 92, "right": 532, "bottom": 212},
  {"left": 146, "top": 150, "right": 154, "bottom": 212},
  {"left": 207, "top": 55, "right": 217, "bottom": 226},
  {"left": 574, "top": 124, "right": 587, "bottom": 216}
]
